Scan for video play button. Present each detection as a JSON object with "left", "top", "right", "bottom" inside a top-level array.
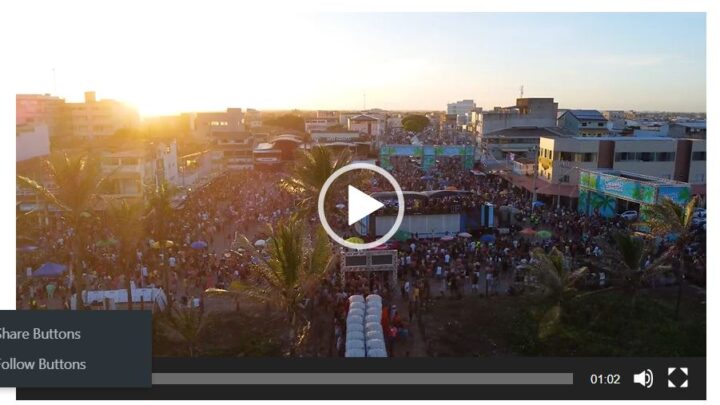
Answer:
[
  {"left": 347, "top": 185, "right": 385, "bottom": 226},
  {"left": 317, "top": 163, "right": 405, "bottom": 250}
]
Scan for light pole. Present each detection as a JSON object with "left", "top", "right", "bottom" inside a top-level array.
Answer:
[{"left": 531, "top": 145, "right": 538, "bottom": 212}]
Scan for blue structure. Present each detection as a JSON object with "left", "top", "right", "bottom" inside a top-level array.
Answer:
[{"left": 380, "top": 145, "right": 475, "bottom": 171}]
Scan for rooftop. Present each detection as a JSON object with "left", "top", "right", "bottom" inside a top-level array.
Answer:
[{"left": 563, "top": 109, "right": 607, "bottom": 121}]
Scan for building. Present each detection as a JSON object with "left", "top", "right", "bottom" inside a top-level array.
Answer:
[
  {"left": 478, "top": 126, "right": 564, "bottom": 164},
  {"left": 16, "top": 94, "right": 66, "bottom": 138},
  {"left": 305, "top": 117, "right": 339, "bottom": 133},
  {"left": 100, "top": 141, "right": 178, "bottom": 200},
  {"left": 16, "top": 124, "right": 50, "bottom": 162},
  {"left": 65, "top": 91, "right": 139, "bottom": 139},
  {"left": 210, "top": 131, "right": 255, "bottom": 169},
  {"left": 557, "top": 109, "right": 609, "bottom": 137},
  {"left": 348, "top": 114, "right": 384, "bottom": 137},
  {"left": 602, "top": 111, "right": 625, "bottom": 130},
  {"left": 477, "top": 98, "right": 558, "bottom": 136},
  {"left": 191, "top": 108, "right": 245, "bottom": 140},
  {"left": 447, "top": 99, "right": 476, "bottom": 116},
  {"left": 537, "top": 135, "right": 706, "bottom": 194},
  {"left": 244, "top": 109, "right": 263, "bottom": 129},
  {"left": 668, "top": 121, "right": 706, "bottom": 139}
]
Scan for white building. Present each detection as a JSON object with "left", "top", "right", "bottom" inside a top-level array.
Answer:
[
  {"left": 602, "top": 110, "right": 625, "bottom": 130},
  {"left": 305, "top": 117, "right": 339, "bottom": 133},
  {"left": 66, "top": 91, "right": 139, "bottom": 139},
  {"left": 537, "top": 136, "right": 706, "bottom": 193},
  {"left": 348, "top": 114, "right": 384, "bottom": 137},
  {"left": 16, "top": 124, "right": 50, "bottom": 162},
  {"left": 477, "top": 98, "right": 558, "bottom": 136},
  {"left": 100, "top": 141, "right": 179, "bottom": 200}
]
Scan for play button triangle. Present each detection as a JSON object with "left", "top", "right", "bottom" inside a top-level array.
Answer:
[{"left": 347, "top": 185, "right": 385, "bottom": 226}]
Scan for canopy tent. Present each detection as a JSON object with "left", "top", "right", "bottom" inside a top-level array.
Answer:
[{"left": 32, "top": 262, "right": 67, "bottom": 278}]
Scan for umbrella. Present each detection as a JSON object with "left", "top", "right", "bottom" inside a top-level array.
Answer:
[
  {"left": 345, "top": 237, "right": 364, "bottom": 245},
  {"left": 445, "top": 186, "right": 458, "bottom": 191},
  {"left": 458, "top": 232, "right": 472, "bottom": 238},
  {"left": 151, "top": 240, "right": 174, "bottom": 249},
  {"left": 95, "top": 239, "right": 118, "bottom": 247},
  {"left": 335, "top": 203, "right": 346, "bottom": 209},
  {"left": 392, "top": 229, "right": 411, "bottom": 242},
  {"left": 480, "top": 234, "right": 496, "bottom": 243},
  {"left": 520, "top": 228, "right": 536, "bottom": 236},
  {"left": 32, "top": 262, "right": 67, "bottom": 278},
  {"left": 536, "top": 230, "right": 553, "bottom": 239},
  {"left": 191, "top": 240, "right": 208, "bottom": 250},
  {"left": 254, "top": 239, "right": 267, "bottom": 247},
  {"left": 440, "top": 235, "right": 454, "bottom": 241},
  {"left": 532, "top": 201, "right": 545, "bottom": 208}
]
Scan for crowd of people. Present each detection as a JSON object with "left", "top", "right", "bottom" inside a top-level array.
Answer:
[{"left": 16, "top": 140, "right": 706, "bottom": 358}]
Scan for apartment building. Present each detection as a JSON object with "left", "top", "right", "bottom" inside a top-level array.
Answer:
[
  {"left": 66, "top": 92, "right": 139, "bottom": 139},
  {"left": 557, "top": 109, "right": 609, "bottom": 137},
  {"left": 537, "top": 136, "right": 706, "bottom": 194}
]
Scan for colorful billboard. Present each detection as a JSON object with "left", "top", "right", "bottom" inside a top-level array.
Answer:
[
  {"left": 380, "top": 145, "right": 475, "bottom": 171},
  {"left": 578, "top": 170, "right": 692, "bottom": 213}
]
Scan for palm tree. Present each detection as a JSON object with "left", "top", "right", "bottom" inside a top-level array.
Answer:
[
  {"left": 146, "top": 181, "right": 177, "bottom": 306},
  {"left": 642, "top": 196, "right": 698, "bottom": 319},
  {"left": 528, "top": 247, "right": 588, "bottom": 339},
  {"left": 280, "top": 146, "right": 352, "bottom": 214},
  {"left": 105, "top": 199, "right": 145, "bottom": 310},
  {"left": 17, "top": 154, "right": 105, "bottom": 310},
  {"left": 159, "top": 307, "right": 206, "bottom": 357},
  {"left": 233, "top": 215, "right": 334, "bottom": 354}
]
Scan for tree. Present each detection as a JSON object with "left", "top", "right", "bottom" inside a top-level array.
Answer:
[
  {"left": 280, "top": 145, "right": 352, "bottom": 214},
  {"left": 105, "top": 199, "right": 145, "bottom": 310},
  {"left": 643, "top": 196, "right": 698, "bottom": 319},
  {"left": 401, "top": 115, "right": 430, "bottom": 133},
  {"left": 528, "top": 247, "right": 588, "bottom": 339},
  {"left": 17, "top": 154, "right": 105, "bottom": 310},
  {"left": 235, "top": 215, "right": 334, "bottom": 354},
  {"left": 263, "top": 114, "right": 305, "bottom": 132},
  {"left": 146, "top": 181, "right": 177, "bottom": 306},
  {"left": 159, "top": 307, "right": 206, "bottom": 357}
]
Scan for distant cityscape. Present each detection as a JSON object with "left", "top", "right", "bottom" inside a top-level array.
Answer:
[{"left": 16, "top": 91, "right": 706, "bottom": 207}]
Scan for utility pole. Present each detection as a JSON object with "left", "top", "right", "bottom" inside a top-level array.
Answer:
[{"left": 531, "top": 145, "right": 538, "bottom": 211}]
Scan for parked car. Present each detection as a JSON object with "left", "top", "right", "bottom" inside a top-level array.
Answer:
[{"left": 619, "top": 210, "right": 638, "bottom": 221}]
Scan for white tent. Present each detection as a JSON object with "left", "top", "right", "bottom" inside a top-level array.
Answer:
[
  {"left": 348, "top": 295, "right": 365, "bottom": 303},
  {"left": 348, "top": 308, "right": 364, "bottom": 318},
  {"left": 367, "top": 348, "right": 388, "bottom": 358},
  {"left": 347, "top": 331, "right": 364, "bottom": 341},
  {"left": 365, "top": 314, "right": 380, "bottom": 323},
  {"left": 366, "top": 338, "right": 385, "bottom": 351}
]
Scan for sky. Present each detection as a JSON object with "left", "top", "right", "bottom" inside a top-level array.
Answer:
[{"left": 7, "top": 10, "right": 706, "bottom": 116}]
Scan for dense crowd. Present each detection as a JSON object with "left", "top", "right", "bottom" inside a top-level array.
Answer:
[{"left": 17, "top": 144, "right": 706, "bottom": 358}]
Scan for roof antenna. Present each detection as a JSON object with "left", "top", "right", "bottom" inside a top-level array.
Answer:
[{"left": 519, "top": 85, "right": 524, "bottom": 98}]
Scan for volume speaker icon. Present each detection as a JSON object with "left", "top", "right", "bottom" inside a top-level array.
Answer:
[{"left": 633, "top": 369, "right": 654, "bottom": 388}]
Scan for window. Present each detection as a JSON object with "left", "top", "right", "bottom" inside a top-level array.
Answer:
[
  {"left": 560, "top": 152, "right": 573, "bottom": 161},
  {"left": 656, "top": 152, "right": 675, "bottom": 162},
  {"left": 639, "top": 152, "right": 654, "bottom": 162},
  {"left": 598, "top": 122, "right": 604, "bottom": 127},
  {"left": 692, "top": 151, "right": 706, "bottom": 161},
  {"left": 576, "top": 153, "right": 595, "bottom": 162},
  {"left": 560, "top": 175, "right": 570, "bottom": 183}
]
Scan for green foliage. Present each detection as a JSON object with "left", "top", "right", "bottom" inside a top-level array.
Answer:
[
  {"left": 280, "top": 145, "right": 352, "bottom": 213},
  {"left": 401, "top": 114, "right": 430, "bottom": 132},
  {"left": 263, "top": 114, "right": 305, "bottom": 132}
]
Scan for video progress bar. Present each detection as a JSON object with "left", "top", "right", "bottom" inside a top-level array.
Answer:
[{"left": 153, "top": 372, "right": 573, "bottom": 385}]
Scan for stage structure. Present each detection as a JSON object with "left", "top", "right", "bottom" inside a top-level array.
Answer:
[{"left": 341, "top": 250, "right": 398, "bottom": 287}]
